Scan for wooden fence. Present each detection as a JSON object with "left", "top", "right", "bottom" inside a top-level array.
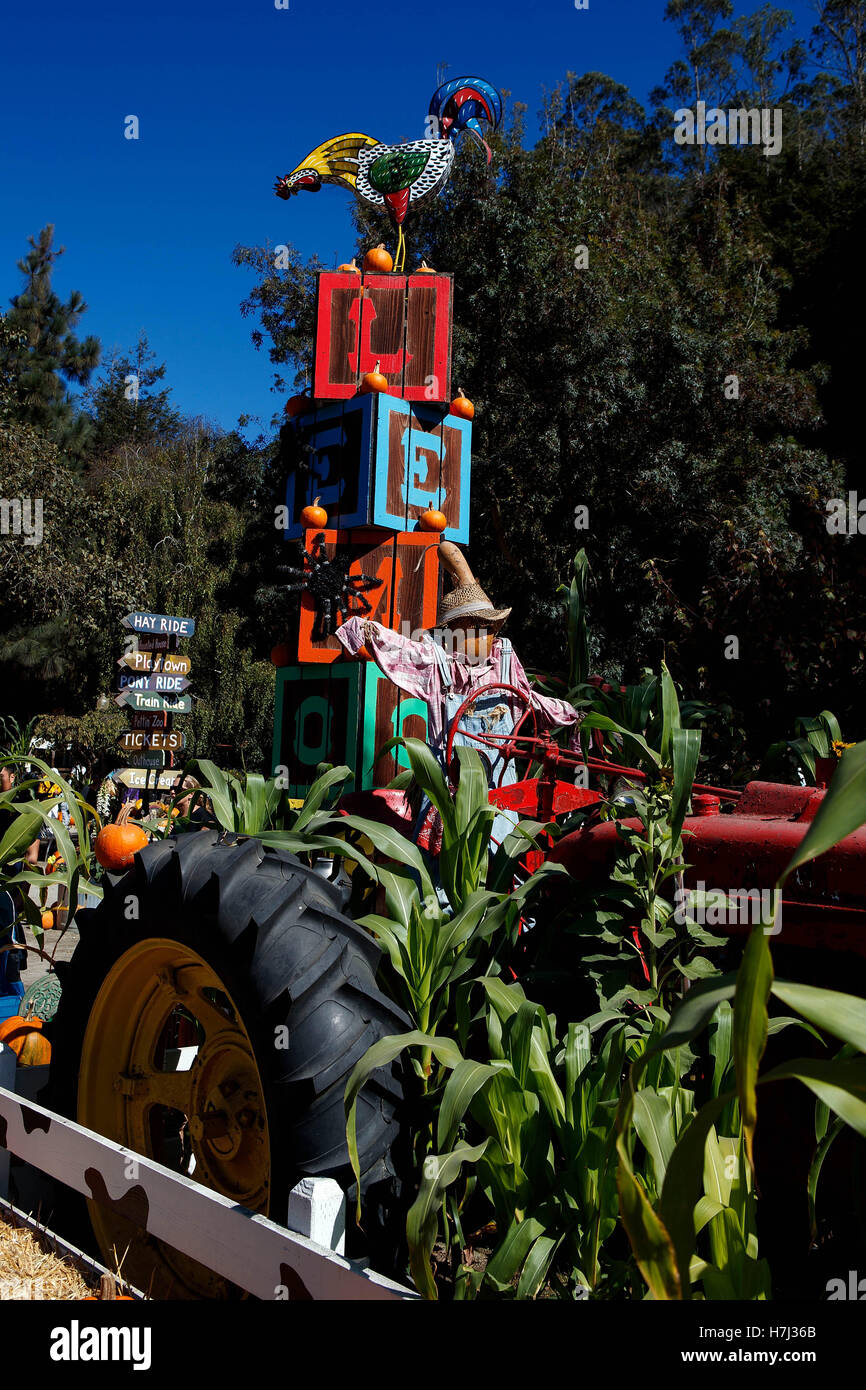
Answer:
[{"left": 0, "top": 1069, "right": 414, "bottom": 1301}]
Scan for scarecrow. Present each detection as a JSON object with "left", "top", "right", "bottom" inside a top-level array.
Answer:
[{"left": 335, "top": 541, "right": 584, "bottom": 851}]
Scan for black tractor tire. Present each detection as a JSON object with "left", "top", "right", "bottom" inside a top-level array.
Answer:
[{"left": 44, "top": 831, "right": 410, "bottom": 1296}]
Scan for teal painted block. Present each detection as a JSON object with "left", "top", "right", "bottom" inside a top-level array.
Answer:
[{"left": 272, "top": 664, "right": 361, "bottom": 798}]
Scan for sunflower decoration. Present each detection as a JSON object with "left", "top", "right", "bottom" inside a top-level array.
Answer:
[{"left": 831, "top": 740, "right": 855, "bottom": 758}]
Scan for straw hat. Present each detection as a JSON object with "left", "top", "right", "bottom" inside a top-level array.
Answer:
[{"left": 436, "top": 581, "right": 511, "bottom": 629}]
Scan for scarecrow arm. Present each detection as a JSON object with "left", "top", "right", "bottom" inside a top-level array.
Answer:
[{"left": 334, "top": 616, "right": 441, "bottom": 699}]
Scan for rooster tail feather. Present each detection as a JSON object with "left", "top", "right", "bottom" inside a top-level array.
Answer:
[{"left": 428, "top": 77, "right": 503, "bottom": 149}]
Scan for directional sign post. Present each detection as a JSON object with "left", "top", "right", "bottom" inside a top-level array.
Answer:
[
  {"left": 115, "top": 691, "right": 193, "bottom": 715},
  {"left": 123, "top": 613, "right": 196, "bottom": 637},
  {"left": 117, "top": 612, "right": 193, "bottom": 777}
]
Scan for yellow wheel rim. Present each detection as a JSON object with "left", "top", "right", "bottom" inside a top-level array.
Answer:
[{"left": 78, "top": 939, "right": 270, "bottom": 1299}]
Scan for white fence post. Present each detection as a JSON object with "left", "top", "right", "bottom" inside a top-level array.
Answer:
[{"left": 288, "top": 1177, "right": 346, "bottom": 1255}]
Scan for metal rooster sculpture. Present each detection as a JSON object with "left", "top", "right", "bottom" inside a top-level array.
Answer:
[{"left": 274, "top": 77, "right": 502, "bottom": 270}]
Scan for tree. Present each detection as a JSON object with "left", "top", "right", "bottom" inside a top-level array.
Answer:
[
  {"left": 82, "top": 331, "right": 183, "bottom": 461},
  {"left": 0, "top": 226, "right": 100, "bottom": 461}
]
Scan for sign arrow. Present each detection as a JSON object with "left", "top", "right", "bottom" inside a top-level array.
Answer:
[
  {"left": 122, "top": 612, "right": 196, "bottom": 637},
  {"left": 117, "top": 672, "right": 191, "bottom": 695},
  {"left": 115, "top": 691, "right": 192, "bottom": 715},
  {"left": 118, "top": 652, "right": 191, "bottom": 676},
  {"left": 117, "top": 731, "right": 186, "bottom": 752}
]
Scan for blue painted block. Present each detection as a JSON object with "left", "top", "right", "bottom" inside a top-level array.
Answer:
[
  {"left": 282, "top": 394, "right": 471, "bottom": 543},
  {"left": 283, "top": 397, "right": 374, "bottom": 539},
  {"left": 371, "top": 395, "right": 471, "bottom": 543}
]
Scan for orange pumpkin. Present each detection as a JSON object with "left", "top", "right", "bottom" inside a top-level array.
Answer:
[
  {"left": 360, "top": 360, "right": 389, "bottom": 395},
  {"left": 0, "top": 1009, "right": 51, "bottom": 1067},
  {"left": 285, "top": 392, "right": 311, "bottom": 419},
  {"left": 416, "top": 260, "right": 437, "bottom": 274},
  {"left": 338, "top": 258, "right": 361, "bottom": 275},
  {"left": 419, "top": 508, "right": 447, "bottom": 533},
  {"left": 300, "top": 496, "right": 328, "bottom": 529},
  {"left": 363, "top": 244, "right": 393, "bottom": 273},
  {"left": 270, "top": 643, "right": 291, "bottom": 667},
  {"left": 94, "top": 822, "right": 149, "bottom": 873},
  {"left": 41, "top": 910, "right": 54, "bottom": 931},
  {"left": 450, "top": 388, "right": 475, "bottom": 421}
]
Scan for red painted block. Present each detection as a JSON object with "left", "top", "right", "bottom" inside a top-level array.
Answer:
[{"left": 313, "top": 271, "right": 452, "bottom": 402}]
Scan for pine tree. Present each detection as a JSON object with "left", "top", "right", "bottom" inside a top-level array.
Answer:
[
  {"left": 1, "top": 225, "right": 100, "bottom": 460},
  {"left": 82, "top": 331, "right": 183, "bottom": 459}
]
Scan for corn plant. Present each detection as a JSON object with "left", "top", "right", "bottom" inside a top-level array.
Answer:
[
  {"left": 346, "top": 975, "right": 642, "bottom": 1299},
  {"left": 617, "top": 739, "right": 866, "bottom": 1300},
  {"left": 0, "top": 754, "right": 102, "bottom": 952},
  {"left": 762, "top": 709, "right": 845, "bottom": 785}
]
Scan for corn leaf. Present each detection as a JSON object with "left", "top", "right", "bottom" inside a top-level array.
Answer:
[
  {"left": 733, "top": 928, "right": 773, "bottom": 1168},
  {"left": 407, "top": 1142, "right": 489, "bottom": 1300},
  {"left": 778, "top": 740, "right": 866, "bottom": 886},
  {"left": 771, "top": 981, "right": 866, "bottom": 1054}
]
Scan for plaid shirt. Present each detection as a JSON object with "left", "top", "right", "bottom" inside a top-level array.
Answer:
[{"left": 335, "top": 617, "right": 584, "bottom": 752}]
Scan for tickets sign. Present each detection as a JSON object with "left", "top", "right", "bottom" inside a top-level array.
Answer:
[{"left": 117, "top": 731, "right": 186, "bottom": 752}]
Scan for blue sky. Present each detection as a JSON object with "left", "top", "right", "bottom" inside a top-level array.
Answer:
[{"left": 1, "top": 0, "right": 818, "bottom": 440}]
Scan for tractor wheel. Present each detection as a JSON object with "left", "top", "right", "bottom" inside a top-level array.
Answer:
[{"left": 44, "top": 832, "right": 409, "bottom": 1299}]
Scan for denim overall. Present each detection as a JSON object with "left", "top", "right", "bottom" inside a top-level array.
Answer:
[{"left": 413, "top": 637, "right": 521, "bottom": 858}]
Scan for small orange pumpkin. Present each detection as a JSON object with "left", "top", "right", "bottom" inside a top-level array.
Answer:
[
  {"left": 41, "top": 910, "right": 54, "bottom": 931},
  {"left": 360, "top": 360, "right": 389, "bottom": 394},
  {"left": 418, "top": 508, "right": 447, "bottom": 533},
  {"left": 300, "top": 496, "right": 328, "bottom": 529},
  {"left": 94, "top": 822, "right": 149, "bottom": 873},
  {"left": 285, "top": 392, "right": 311, "bottom": 419},
  {"left": 416, "top": 260, "right": 437, "bottom": 274},
  {"left": 338, "top": 258, "right": 361, "bottom": 275},
  {"left": 0, "top": 1007, "right": 51, "bottom": 1067},
  {"left": 450, "top": 388, "right": 475, "bottom": 421},
  {"left": 270, "top": 643, "right": 291, "bottom": 667},
  {"left": 363, "top": 244, "right": 393, "bottom": 273}
]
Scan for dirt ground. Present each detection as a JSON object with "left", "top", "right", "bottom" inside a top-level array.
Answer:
[{"left": 19, "top": 920, "right": 80, "bottom": 991}]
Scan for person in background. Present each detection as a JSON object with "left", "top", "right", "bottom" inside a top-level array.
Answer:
[{"left": 170, "top": 775, "right": 214, "bottom": 828}]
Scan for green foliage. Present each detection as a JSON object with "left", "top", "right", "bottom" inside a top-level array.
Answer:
[
  {"left": 0, "top": 420, "right": 277, "bottom": 766},
  {"left": 762, "top": 709, "right": 844, "bottom": 784},
  {"left": 614, "top": 735, "right": 866, "bottom": 1301},
  {"left": 0, "top": 754, "right": 102, "bottom": 950},
  {"left": 81, "top": 332, "right": 183, "bottom": 460},
  {"left": 0, "top": 226, "right": 100, "bottom": 461}
]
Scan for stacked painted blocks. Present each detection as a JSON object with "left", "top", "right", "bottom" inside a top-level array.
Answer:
[{"left": 273, "top": 270, "right": 471, "bottom": 795}]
